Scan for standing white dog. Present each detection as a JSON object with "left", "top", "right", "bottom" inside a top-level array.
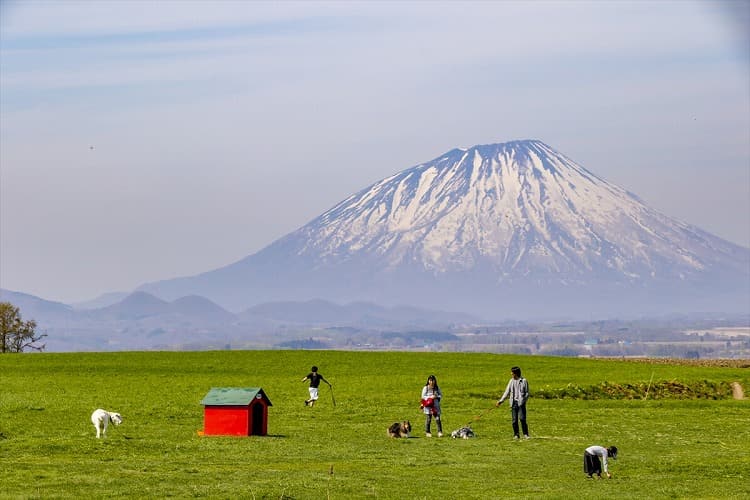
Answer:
[{"left": 91, "top": 409, "right": 122, "bottom": 438}]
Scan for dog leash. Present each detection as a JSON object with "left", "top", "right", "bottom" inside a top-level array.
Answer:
[{"left": 463, "top": 404, "right": 497, "bottom": 428}]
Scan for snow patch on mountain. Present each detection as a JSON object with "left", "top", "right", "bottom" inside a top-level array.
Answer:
[{"left": 290, "top": 140, "right": 742, "bottom": 284}]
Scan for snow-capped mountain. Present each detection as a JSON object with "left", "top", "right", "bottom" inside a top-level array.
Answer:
[{"left": 138, "top": 140, "right": 749, "bottom": 319}]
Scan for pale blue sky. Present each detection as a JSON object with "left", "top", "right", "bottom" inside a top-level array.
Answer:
[{"left": 1, "top": 0, "right": 748, "bottom": 304}]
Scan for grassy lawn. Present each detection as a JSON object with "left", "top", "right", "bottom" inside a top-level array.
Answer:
[{"left": 1, "top": 351, "right": 748, "bottom": 498}]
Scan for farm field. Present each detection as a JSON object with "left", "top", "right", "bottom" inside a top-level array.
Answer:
[{"left": 1, "top": 351, "right": 749, "bottom": 499}]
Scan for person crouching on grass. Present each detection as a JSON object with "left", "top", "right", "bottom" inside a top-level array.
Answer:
[
  {"left": 302, "top": 366, "right": 330, "bottom": 407},
  {"left": 583, "top": 445, "right": 618, "bottom": 479},
  {"left": 420, "top": 374, "right": 443, "bottom": 437}
]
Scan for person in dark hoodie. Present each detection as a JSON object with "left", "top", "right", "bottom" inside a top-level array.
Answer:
[{"left": 301, "top": 366, "right": 331, "bottom": 407}]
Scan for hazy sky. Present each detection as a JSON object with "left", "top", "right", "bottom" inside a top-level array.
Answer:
[{"left": 1, "top": 0, "right": 748, "bottom": 304}]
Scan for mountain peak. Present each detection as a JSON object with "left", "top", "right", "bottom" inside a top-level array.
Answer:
[
  {"left": 138, "top": 140, "right": 749, "bottom": 318},
  {"left": 300, "top": 139, "right": 625, "bottom": 274}
]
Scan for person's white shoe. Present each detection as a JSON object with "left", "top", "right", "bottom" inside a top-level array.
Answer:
[
  {"left": 438, "top": 432, "right": 443, "bottom": 437},
  {"left": 425, "top": 433, "right": 432, "bottom": 438}
]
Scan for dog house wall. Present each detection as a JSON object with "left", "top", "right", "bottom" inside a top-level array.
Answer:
[{"left": 200, "top": 387, "right": 272, "bottom": 436}]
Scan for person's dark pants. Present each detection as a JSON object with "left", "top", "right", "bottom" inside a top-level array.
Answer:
[
  {"left": 583, "top": 453, "right": 602, "bottom": 476},
  {"left": 511, "top": 403, "right": 528, "bottom": 437},
  {"left": 425, "top": 413, "right": 442, "bottom": 434}
]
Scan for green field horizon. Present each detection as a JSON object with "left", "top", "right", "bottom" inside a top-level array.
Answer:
[{"left": 2, "top": 351, "right": 748, "bottom": 499}]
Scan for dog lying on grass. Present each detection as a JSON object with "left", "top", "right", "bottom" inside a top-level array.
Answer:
[
  {"left": 91, "top": 409, "right": 122, "bottom": 438},
  {"left": 387, "top": 420, "right": 412, "bottom": 438},
  {"left": 451, "top": 426, "right": 475, "bottom": 439}
]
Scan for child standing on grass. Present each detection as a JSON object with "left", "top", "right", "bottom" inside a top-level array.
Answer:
[
  {"left": 420, "top": 374, "right": 443, "bottom": 437},
  {"left": 301, "top": 366, "right": 330, "bottom": 407},
  {"left": 583, "top": 445, "right": 618, "bottom": 478}
]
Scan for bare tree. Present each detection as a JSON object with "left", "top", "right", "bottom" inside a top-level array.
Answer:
[{"left": 0, "top": 302, "right": 46, "bottom": 353}]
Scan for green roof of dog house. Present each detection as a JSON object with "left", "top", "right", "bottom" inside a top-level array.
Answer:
[{"left": 200, "top": 387, "right": 272, "bottom": 406}]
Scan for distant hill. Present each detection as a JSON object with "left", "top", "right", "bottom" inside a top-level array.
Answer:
[
  {"left": 239, "top": 299, "right": 478, "bottom": 326},
  {"left": 0, "top": 289, "right": 478, "bottom": 351},
  {"left": 171, "top": 295, "right": 237, "bottom": 322},
  {"left": 2, "top": 287, "right": 748, "bottom": 355},
  {"left": 0, "top": 288, "right": 73, "bottom": 319},
  {"left": 88, "top": 292, "right": 236, "bottom": 324},
  {"left": 93, "top": 291, "right": 171, "bottom": 319},
  {"left": 71, "top": 291, "right": 130, "bottom": 310}
]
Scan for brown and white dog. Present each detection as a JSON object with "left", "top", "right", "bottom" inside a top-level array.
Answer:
[
  {"left": 91, "top": 408, "right": 122, "bottom": 438},
  {"left": 387, "top": 420, "right": 412, "bottom": 438}
]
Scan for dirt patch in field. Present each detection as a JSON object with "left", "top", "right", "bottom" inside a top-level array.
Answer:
[{"left": 731, "top": 382, "right": 745, "bottom": 399}]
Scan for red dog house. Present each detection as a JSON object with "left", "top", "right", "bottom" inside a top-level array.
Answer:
[{"left": 200, "top": 387, "right": 272, "bottom": 436}]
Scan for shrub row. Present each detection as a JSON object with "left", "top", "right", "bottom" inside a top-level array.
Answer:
[{"left": 534, "top": 379, "right": 734, "bottom": 400}]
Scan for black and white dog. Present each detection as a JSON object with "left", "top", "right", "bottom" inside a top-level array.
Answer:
[
  {"left": 91, "top": 409, "right": 123, "bottom": 438},
  {"left": 451, "top": 426, "right": 475, "bottom": 439}
]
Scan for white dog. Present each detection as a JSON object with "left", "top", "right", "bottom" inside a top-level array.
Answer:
[{"left": 91, "top": 409, "right": 122, "bottom": 438}]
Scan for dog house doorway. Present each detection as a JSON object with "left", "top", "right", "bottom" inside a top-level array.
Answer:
[{"left": 252, "top": 403, "right": 264, "bottom": 435}]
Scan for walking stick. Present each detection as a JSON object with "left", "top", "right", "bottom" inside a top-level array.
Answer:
[
  {"left": 645, "top": 371, "right": 655, "bottom": 400},
  {"left": 329, "top": 384, "right": 336, "bottom": 407}
]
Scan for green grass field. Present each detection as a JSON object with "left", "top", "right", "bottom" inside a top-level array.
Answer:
[{"left": 1, "top": 351, "right": 748, "bottom": 499}]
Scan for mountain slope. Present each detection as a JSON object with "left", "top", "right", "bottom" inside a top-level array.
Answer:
[
  {"left": 71, "top": 291, "right": 130, "bottom": 310},
  {"left": 0, "top": 289, "right": 73, "bottom": 319},
  {"left": 239, "top": 299, "right": 477, "bottom": 326},
  {"left": 87, "top": 292, "right": 236, "bottom": 324},
  {"left": 138, "top": 140, "right": 750, "bottom": 318}
]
